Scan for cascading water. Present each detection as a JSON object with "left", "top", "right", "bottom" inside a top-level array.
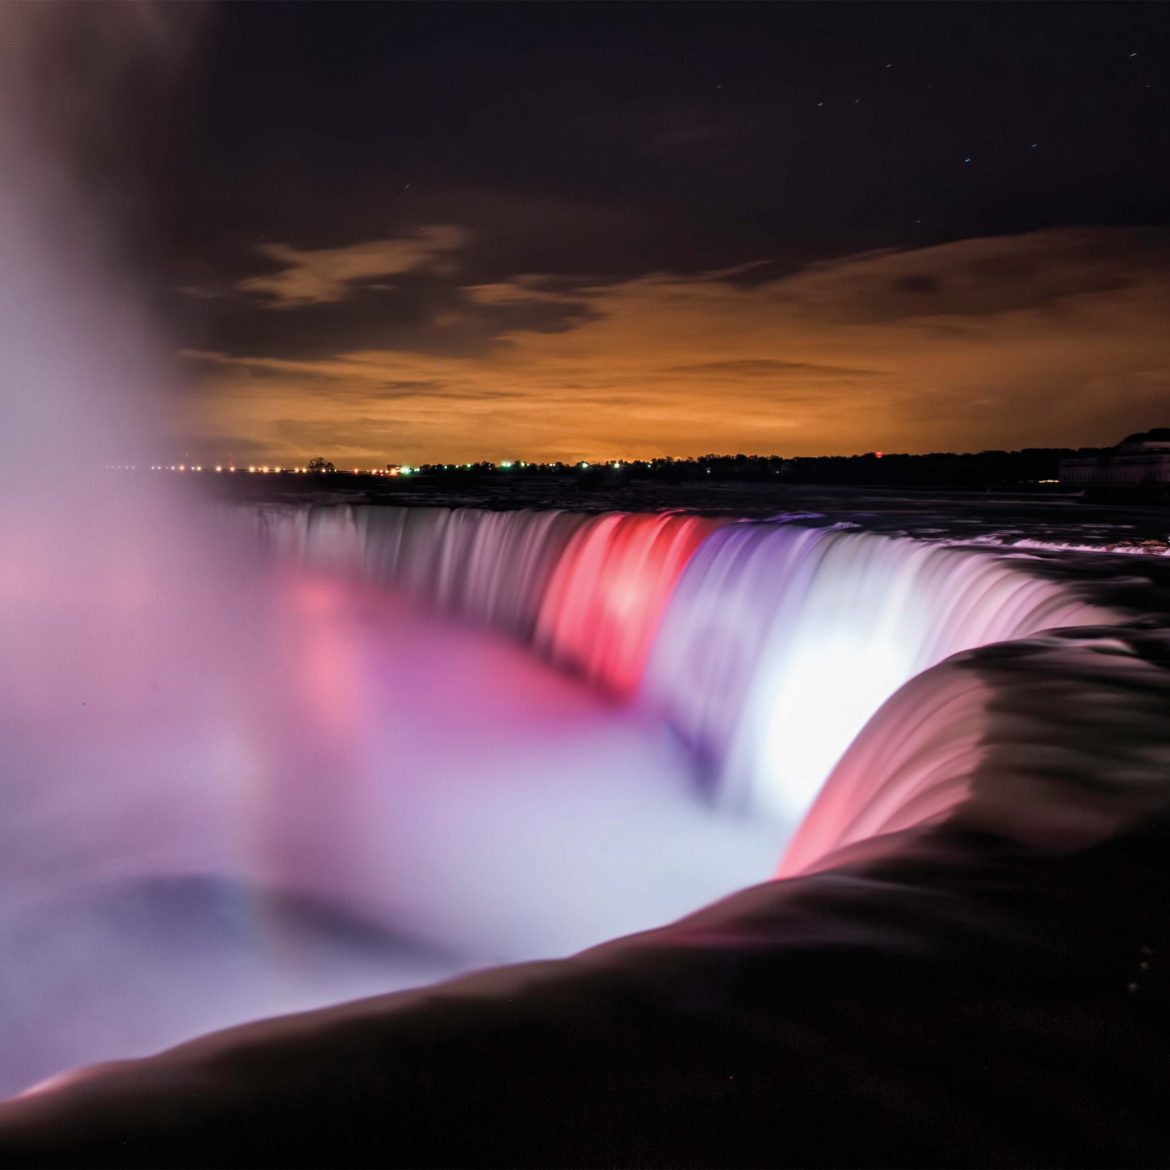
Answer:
[
  {"left": 534, "top": 511, "right": 728, "bottom": 695},
  {"left": 781, "top": 625, "right": 1170, "bottom": 876},
  {"left": 9, "top": 500, "right": 1170, "bottom": 1161},
  {"left": 252, "top": 504, "right": 727, "bottom": 687},
  {"left": 254, "top": 504, "right": 597, "bottom": 640},
  {"left": 252, "top": 502, "right": 1124, "bottom": 846},
  {"left": 642, "top": 521, "right": 1116, "bottom": 823}
]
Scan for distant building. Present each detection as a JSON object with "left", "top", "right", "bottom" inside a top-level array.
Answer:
[{"left": 1059, "top": 428, "right": 1170, "bottom": 486}]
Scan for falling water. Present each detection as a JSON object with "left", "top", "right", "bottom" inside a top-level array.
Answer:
[
  {"left": 252, "top": 504, "right": 726, "bottom": 686},
  {"left": 781, "top": 626, "right": 1170, "bottom": 876},
  {"left": 252, "top": 503, "right": 1125, "bottom": 832},
  {"left": 534, "top": 511, "right": 728, "bottom": 695},
  {"left": 4, "top": 484, "right": 1166, "bottom": 1102},
  {"left": 642, "top": 521, "right": 1117, "bottom": 822}
]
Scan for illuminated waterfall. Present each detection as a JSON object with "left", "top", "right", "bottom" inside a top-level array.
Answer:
[
  {"left": 641, "top": 522, "right": 1115, "bottom": 823},
  {"left": 534, "top": 512, "right": 727, "bottom": 694},
  {"left": 781, "top": 627, "right": 1170, "bottom": 877},
  {"left": 250, "top": 504, "right": 1122, "bottom": 838},
  {"left": 252, "top": 505, "right": 726, "bottom": 691},
  {"left": 253, "top": 504, "right": 591, "bottom": 638}
]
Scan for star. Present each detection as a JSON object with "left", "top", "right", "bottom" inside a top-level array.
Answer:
[{"left": 963, "top": 156, "right": 973, "bottom": 164}]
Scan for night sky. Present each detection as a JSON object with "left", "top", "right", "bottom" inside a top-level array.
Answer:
[{"left": 123, "top": 3, "right": 1170, "bottom": 465}]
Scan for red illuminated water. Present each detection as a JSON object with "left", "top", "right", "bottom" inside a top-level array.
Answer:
[{"left": 535, "top": 512, "right": 728, "bottom": 694}]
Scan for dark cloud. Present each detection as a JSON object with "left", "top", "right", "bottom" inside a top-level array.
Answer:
[
  {"left": 182, "top": 265, "right": 601, "bottom": 363},
  {"left": 896, "top": 275, "right": 942, "bottom": 295},
  {"left": 779, "top": 229, "right": 1170, "bottom": 324}
]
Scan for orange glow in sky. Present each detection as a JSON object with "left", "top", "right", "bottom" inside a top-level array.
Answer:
[{"left": 182, "top": 227, "right": 1170, "bottom": 466}]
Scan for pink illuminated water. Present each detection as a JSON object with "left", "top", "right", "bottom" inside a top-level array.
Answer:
[
  {"left": 9, "top": 489, "right": 1170, "bottom": 1102},
  {"left": 536, "top": 511, "right": 727, "bottom": 695}
]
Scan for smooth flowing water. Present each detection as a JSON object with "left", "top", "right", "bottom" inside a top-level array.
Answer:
[{"left": 253, "top": 501, "right": 1135, "bottom": 826}]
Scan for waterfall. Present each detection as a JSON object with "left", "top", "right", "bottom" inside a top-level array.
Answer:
[
  {"left": 251, "top": 504, "right": 591, "bottom": 639},
  {"left": 641, "top": 521, "right": 1115, "bottom": 823},
  {"left": 534, "top": 512, "right": 727, "bottom": 695},
  {"left": 781, "top": 627, "right": 1170, "bottom": 876},
  {"left": 247, "top": 504, "right": 1124, "bottom": 840}
]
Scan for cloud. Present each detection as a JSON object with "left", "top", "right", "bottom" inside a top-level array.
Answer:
[
  {"left": 664, "top": 359, "right": 881, "bottom": 378},
  {"left": 200, "top": 226, "right": 473, "bottom": 308},
  {"left": 183, "top": 228, "right": 1170, "bottom": 464},
  {"left": 770, "top": 227, "right": 1170, "bottom": 324},
  {"left": 464, "top": 277, "right": 587, "bottom": 307}
]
